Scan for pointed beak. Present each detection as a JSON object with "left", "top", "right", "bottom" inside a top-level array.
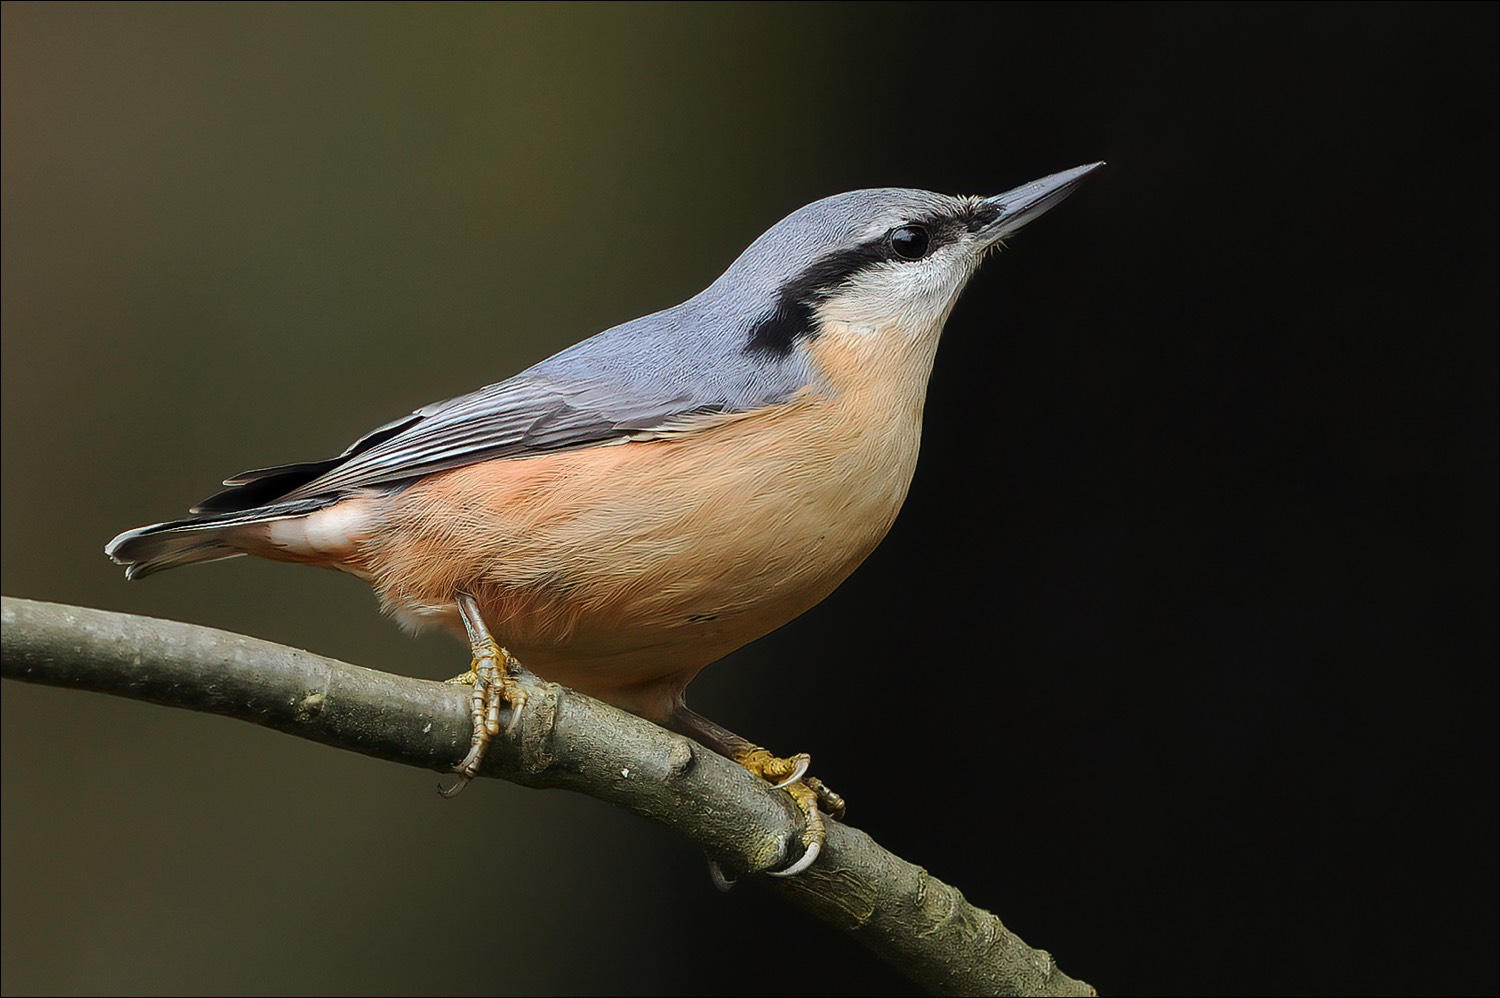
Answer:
[{"left": 979, "top": 162, "right": 1104, "bottom": 245}]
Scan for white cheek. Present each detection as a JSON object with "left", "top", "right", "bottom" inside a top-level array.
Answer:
[{"left": 833, "top": 250, "right": 972, "bottom": 332}]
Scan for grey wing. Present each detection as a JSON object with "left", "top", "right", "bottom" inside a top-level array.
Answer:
[
  {"left": 193, "top": 376, "right": 709, "bottom": 514},
  {"left": 192, "top": 302, "right": 816, "bottom": 516},
  {"left": 287, "top": 375, "right": 733, "bottom": 495}
]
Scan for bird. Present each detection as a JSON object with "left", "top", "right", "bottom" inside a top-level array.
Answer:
[{"left": 107, "top": 163, "right": 1102, "bottom": 875}]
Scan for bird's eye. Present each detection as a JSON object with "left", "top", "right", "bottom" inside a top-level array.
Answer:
[{"left": 889, "top": 225, "right": 931, "bottom": 260}]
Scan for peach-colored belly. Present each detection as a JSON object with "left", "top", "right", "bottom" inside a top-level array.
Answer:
[{"left": 340, "top": 387, "right": 922, "bottom": 720}]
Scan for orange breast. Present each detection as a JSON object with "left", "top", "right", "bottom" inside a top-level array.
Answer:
[{"left": 352, "top": 321, "right": 935, "bottom": 720}]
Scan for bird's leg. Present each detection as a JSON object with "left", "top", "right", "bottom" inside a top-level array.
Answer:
[
  {"left": 664, "top": 704, "right": 845, "bottom": 877},
  {"left": 439, "top": 593, "right": 527, "bottom": 797}
]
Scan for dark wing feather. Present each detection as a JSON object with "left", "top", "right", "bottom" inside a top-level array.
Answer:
[
  {"left": 194, "top": 376, "right": 731, "bottom": 514},
  {"left": 191, "top": 412, "right": 426, "bottom": 513}
]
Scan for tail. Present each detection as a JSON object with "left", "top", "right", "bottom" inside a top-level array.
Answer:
[{"left": 106, "top": 498, "right": 336, "bottom": 580}]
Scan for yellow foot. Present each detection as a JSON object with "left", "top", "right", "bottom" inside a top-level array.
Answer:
[
  {"left": 735, "top": 747, "right": 845, "bottom": 876},
  {"left": 439, "top": 595, "right": 528, "bottom": 798}
]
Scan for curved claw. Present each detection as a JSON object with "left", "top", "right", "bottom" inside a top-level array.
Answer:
[
  {"left": 706, "top": 858, "right": 737, "bottom": 892},
  {"left": 767, "top": 839, "right": 821, "bottom": 878},
  {"left": 437, "top": 774, "right": 470, "bottom": 798},
  {"left": 770, "top": 753, "right": 810, "bottom": 790}
]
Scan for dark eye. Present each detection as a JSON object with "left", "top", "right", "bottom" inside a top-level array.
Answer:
[{"left": 889, "top": 225, "right": 930, "bottom": 260}]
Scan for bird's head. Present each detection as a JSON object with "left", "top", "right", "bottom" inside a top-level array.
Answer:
[{"left": 709, "top": 163, "right": 1103, "bottom": 368}]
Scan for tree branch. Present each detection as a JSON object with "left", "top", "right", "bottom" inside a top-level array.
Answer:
[{"left": 0, "top": 595, "right": 1093, "bottom": 997}]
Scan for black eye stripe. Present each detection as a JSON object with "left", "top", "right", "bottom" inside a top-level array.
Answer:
[{"left": 745, "top": 204, "right": 982, "bottom": 356}]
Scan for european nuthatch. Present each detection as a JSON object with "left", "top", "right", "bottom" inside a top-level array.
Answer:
[{"left": 108, "top": 162, "right": 1102, "bottom": 874}]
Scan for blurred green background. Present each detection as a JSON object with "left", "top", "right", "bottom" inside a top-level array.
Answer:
[{"left": 4, "top": 4, "right": 1495, "bottom": 996}]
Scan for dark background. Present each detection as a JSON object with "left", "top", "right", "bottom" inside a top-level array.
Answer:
[{"left": 3, "top": 4, "right": 1495, "bottom": 995}]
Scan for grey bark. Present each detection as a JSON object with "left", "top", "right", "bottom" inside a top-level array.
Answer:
[{"left": 1, "top": 595, "right": 1094, "bottom": 997}]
